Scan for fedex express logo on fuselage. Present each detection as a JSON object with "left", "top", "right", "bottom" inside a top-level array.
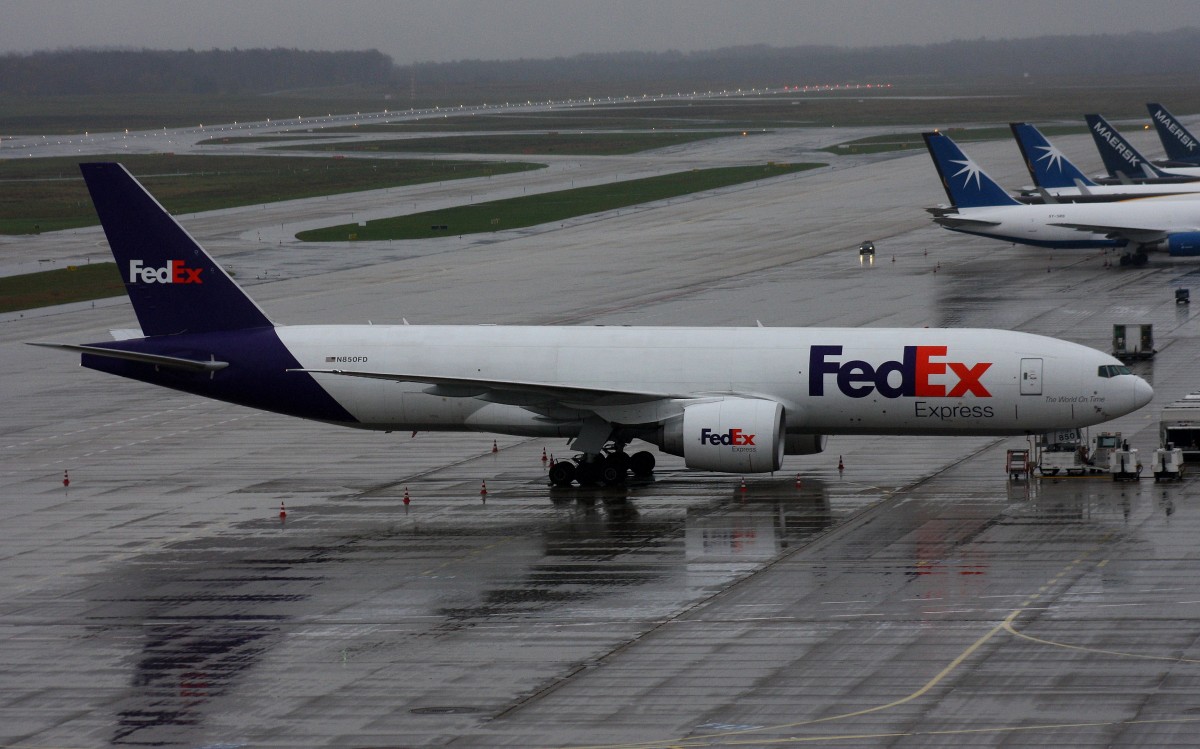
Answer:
[
  {"left": 809, "top": 345, "right": 992, "bottom": 399},
  {"left": 128, "top": 259, "right": 203, "bottom": 284}
]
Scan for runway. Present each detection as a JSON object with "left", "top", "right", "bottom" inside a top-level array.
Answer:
[{"left": 2, "top": 125, "right": 1199, "bottom": 747}]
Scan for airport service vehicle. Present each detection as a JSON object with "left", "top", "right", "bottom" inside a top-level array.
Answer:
[
  {"left": 1112, "top": 324, "right": 1154, "bottom": 361},
  {"left": 1010, "top": 122, "right": 1200, "bottom": 201},
  {"left": 1159, "top": 392, "right": 1200, "bottom": 462},
  {"left": 32, "top": 163, "right": 1154, "bottom": 487},
  {"left": 924, "top": 131, "right": 1200, "bottom": 265},
  {"left": 1035, "top": 429, "right": 1120, "bottom": 476},
  {"left": 1147, "top": 103, "right": 1200, "bottom": 167},
  {"left": 1152, "top": 447, "right": 1185, "bottom": 481}
]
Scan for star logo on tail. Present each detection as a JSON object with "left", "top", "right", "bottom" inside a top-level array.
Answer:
[{"left": 950, "top": 158, "right": 985, "bottom": 190}]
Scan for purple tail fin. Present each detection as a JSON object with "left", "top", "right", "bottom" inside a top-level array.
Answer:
[{"left": 80, "top": 162, "right": 274, "bottom": 336}]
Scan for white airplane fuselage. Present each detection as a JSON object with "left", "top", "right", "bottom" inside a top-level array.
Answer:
[
  {"left": 939, "top": 197, "right": 1200, "bottom": 249},
  {"left": 277, "top": 324, "right": 1150, "bottom": 437}
]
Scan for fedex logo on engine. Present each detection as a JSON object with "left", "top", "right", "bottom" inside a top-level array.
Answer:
[
  {"left": 699, "top": 428, "right": 756, "bottom": 446},
  {"left": 128, "top": 259, "right": 203, "bottom": 284},
  {"left": 809, "top": 345, "right": 992, "bottom": 399}
]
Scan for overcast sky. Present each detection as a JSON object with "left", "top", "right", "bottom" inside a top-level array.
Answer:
[{"left": 3, "top": 0, "right": 1199, "bottom": 65}]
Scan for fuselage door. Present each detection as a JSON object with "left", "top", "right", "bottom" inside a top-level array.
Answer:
[{"left": 1020, "top": 358, "right": 1043, "bottom": 396}]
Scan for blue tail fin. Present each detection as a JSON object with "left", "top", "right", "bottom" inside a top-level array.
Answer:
[
  {"left": 1146, "top": 102, "right": 1200, "bottom": 165},
  {"left": 922, "top": 132, "right": 1020, "bottom": 208},
  {"left": 80, "top": 163, "right": 274, "bottom": 337},
  {"left": 1085, "top": 114, "right": 1168, "bottom": 180},
  {"left": 1010, "top": 122, "right": 1096, "bottom": 188}
]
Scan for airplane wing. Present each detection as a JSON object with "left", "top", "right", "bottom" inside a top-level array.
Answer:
[
  {"left": 1047, "top": 222, "right": 1174, "bottom": 244},
  {"left": 27, "top": 342, "right": 229, "bottom": 373},
  {"left": 291, "top": 368, "right": 700, "bottom": 423}
]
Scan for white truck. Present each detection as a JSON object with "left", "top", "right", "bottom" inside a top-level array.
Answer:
[{"left": 1159, "top": 392, "right": 1200, "bottom": 462}]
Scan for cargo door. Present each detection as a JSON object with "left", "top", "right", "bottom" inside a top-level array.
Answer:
[{"left": 1020, "top": 358, "right": 1043, "bottom": 396}]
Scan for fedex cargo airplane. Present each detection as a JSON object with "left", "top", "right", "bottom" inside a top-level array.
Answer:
[{"left": 32, "top": 163, "right": 1153, "bottom": 488}]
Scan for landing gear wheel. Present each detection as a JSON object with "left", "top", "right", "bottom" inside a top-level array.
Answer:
[
  {"left": 575, "top": 460, "right": 601, "bottom": 486},
  {"left": 1119, "top": 253, "right": 1132, "bottom": 267},
  {"left": 548, "top": 461, "right": 576, "bottom": 487},
  {"left": 1134, "top": 251, "right": 1149, "bottom": 266},
  {"left": 629, "top": 450, "right": 656, "bottom": 477},
  {"left": 599, "top": 460, "right": 625, "bottom": 485}
]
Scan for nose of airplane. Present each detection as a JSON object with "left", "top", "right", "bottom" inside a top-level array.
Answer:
[{"left": 1134, "top": 376, "right": 1154, "bottom": 409}]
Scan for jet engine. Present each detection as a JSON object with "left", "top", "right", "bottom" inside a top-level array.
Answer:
[
  {"left": 1144, "top": 232, "right": 1200, "bottom": 256},
  {"left": 653, "top": 398, "right": 785, "bottom": 473}
]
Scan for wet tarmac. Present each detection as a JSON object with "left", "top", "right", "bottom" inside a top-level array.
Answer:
[{"left": 2, "top": 125, "right": 1200, "bottom": 747}]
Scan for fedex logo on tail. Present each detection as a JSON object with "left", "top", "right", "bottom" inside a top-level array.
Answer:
[
  {"left": 128, "top": 259, "right": 203, "bottom": 284},
  {"left": 809, "top": 345, "right": 992, "bottom": 399}
]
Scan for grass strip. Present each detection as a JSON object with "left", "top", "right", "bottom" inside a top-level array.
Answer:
[
  {"left": 297, "top": 163, "right": 820, "bottom": 242},
  {"left": 0, "top": 262, "right": 124, "bottom": 313},
  {"left": 274, "top": 130, "right": 752, "bottom": 156},
  {"left": 0, "top": 154, "right": 543, "bottom": 235}
]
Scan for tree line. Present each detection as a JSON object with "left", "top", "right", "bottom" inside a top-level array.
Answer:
[
  {"left": 404, "top": 28, "right": 1200, "bottom": 90},
  {"left": 0, "top": 48, "right": 393, "bottom": 95},
  {"left": 3, "top": 28, "right": 1199, "bottom": 97}
]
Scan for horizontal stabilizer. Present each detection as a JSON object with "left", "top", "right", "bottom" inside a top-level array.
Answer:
[
  {"left": 932, "top": 216, "right": 1002, "bottom": 229},
  {"left": 27, "top": 342, "right": 229, "bottom": 373}
]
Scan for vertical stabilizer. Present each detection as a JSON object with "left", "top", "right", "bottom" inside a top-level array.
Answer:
[
  {"left": 1085, "top": 114, "right": 1168, "bottom": 181},
  {"left": 1146, "top": 102, "right": 1200, "bottom": 165},
  {"left": 1010, "top": 122, "right": 1096, "bottom": 189},
  {"left": 79, "top": 163, "right": 274, "bottom": 337},
  {"left": 922, "top": 132, "right": 1020, "bottom": 208}
]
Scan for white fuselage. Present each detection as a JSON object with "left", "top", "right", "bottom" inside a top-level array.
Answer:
[
  {"left": 278, "top": 325, "right": 1151, "bottom": 438},
  {"left": 942, "top": 196, "right": 1200, "bottom": 249}
]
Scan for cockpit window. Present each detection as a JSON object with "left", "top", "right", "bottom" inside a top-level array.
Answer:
[{"left": 1097, "top": 365, "right": 1133, "bottom": 378}]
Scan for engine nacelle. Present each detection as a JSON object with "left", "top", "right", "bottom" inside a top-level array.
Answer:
[
  {"left": 655, "top": 398, "right": 785, "bottom": 473},
  {"left": 785, "top": 433, "right": 826, "bottom": 455},
  {"left": 1145, "top": 232, "right": 1200, "bottom": 256}
]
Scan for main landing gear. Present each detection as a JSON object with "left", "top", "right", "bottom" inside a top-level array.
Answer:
[
  {"left": 548, "top": 443, "right": 656, "bottom": 487},
  {"left": 1118, "top": 251, "right": 1149, "bottom": 267}
]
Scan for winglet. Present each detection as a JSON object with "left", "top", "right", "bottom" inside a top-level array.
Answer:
[{"left": 79, "top": 163, "right": 274, "bottom": 337}]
